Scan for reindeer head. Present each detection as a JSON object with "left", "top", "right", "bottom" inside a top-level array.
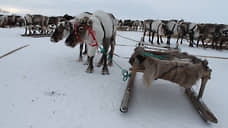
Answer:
[
  {"left": 65, "top": 17, "right": 92, "bottom": 48},
  {"left": 50, "top": 21, "right": 72, "bottom": 43}
]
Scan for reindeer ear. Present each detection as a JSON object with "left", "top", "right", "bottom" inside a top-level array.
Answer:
[{"left": 87, "top": 19, "right": 93, "bottom": 27}]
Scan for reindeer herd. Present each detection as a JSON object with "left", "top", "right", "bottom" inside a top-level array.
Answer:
[
  {"left": 1, "top": 13, "right": 228, "bottom": 49},
  {"left": 0, "top": 14, "right": 74, "bottom": 35},
  {"left": 117, "top": 19, "right": 228, "bottom": 49}
]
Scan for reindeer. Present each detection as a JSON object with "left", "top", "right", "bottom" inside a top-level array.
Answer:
[
  {"left": 15, "top": 16, "right": 24, "bottom": 27},
  {"left": 150, "top": 20, "right": 168, "bottom": 44},
  {"left": 64, "top": 10, "right": 117, "bottom": 75},
  {"left": 0, "top": 15, "right": 7, "bottom": 27},
  {"left": 142, "top": 19, "right": 153, "bottom": 42},
  {"left": 24, "top": 14, "right": 49, "bottom": 35},
  {"left": 175, "top": 21, "right": 189, "bottom": 47},
  {"left": 164, "top": 20, "right": 180, "bottom": 47}
]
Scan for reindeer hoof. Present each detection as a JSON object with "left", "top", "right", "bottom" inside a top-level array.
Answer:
[
  {"left": 83, "top": 51, "right": 87, "bottom": 55},
  {"left": 108, "top": 61, "right": 113, "bottom": 66},
  {"left": 102, "top": 67, "right": 109, "bottom": 75},
  {"left": 86, "top": 67, "right": 94, "bottom": 73}
]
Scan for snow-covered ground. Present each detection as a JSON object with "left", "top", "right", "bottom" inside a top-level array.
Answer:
[{"left": 0, "top": 28, "right": 228, "bottom": 128}]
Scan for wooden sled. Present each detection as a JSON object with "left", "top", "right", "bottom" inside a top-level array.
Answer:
[{"left": 120, "top": 47, "right": 218, "bottom": 124}]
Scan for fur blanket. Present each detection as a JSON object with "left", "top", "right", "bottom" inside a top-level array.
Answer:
[{"left": 129, "top": 47, "right": 211, "bottom": 88}]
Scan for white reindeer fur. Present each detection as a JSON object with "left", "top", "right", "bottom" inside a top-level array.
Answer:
[
  {"left": 167, "top": 21, "right": 179, "bottom": 36},
  {"left": 85, "top": 10, "right": 115, "bottom": 57},
  {"left": 151, "top": 20, "right": 166, "bottom": 36},
  {"left": 0, "top": 15, "right": 7, "bottom": 26}
]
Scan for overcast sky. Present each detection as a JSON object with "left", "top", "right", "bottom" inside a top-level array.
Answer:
[{"left": 0, "top": 0, "right": 227, "bottom": 24}]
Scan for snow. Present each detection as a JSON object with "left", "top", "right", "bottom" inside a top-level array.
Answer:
[{"left": 0, "top": 28, "right": 228, "bottom": 128}]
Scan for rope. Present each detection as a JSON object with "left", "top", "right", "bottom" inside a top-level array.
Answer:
[
  {"left": 0, "top": 44, "right": 30, "bottom": 59},
  {"left": 117, "top": 34, "right": 228, "bottom": 60},
  {"left": 142, "top": 52, "right": 168, "bottom": 60},
  {"left": 99, "top": 46, "right": 131, "bottom": 81},
  {"left": 192, "top": 54, "right": 228, "bottom": 60},
  {"left": 117, "top": 33, "right": 140, "bottom": 43}
]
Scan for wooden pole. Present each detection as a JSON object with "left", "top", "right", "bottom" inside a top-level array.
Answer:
[
  {"left": 120, "top": 65, "right": 137, "bottom": 113},
  {"left": 0, "top": 44, "right": 30, "bottom": 59}
]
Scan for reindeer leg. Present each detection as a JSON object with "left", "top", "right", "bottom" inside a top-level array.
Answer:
[
  {"left": 24, "top": 25, "right": 27, "bottom": 35},
  {"left": 151, "top": 32, "right": 155, "bottom": 44},
  {"left": 102, "top": 39, "right": 110, "bottom": 75},
  {"left": 196, "top": 37, "right": 200, "bottom": 47},
  {"left": 86, "top": 56, "right": 94, "bottom": 73},
  {"left": 29, "top": 25, "right": 32, "bottom": 35},
  {"left": 142, "top": 30, "right": 146, "bottom": 42},
  {"left": 160, "top": 35, "right": 163, "bottom": 44},
  {"left": 189, "top": 33, "right": 194, "bottom": 47},
  {"left": 108, "top": 40, "right": 115, "bottom": 66},
  {"left": 148, "top": 31, "right": 151, "bottom": 43},
  {"left": 78, "top": 43, "right": 83, "bottom": 62},
  {"left": 156, "top": 33, "right": 160, "bottom": 44},
  {"left": 166, "top": 35, "right": 170, "bottom": 46},
  {"left": 176, "top": 35, "right": 180, "bottom": 49},
  {"left": 83, "top": 43, "right": 87, "bottom": 55},
  {"left": 201, "top": 38, "right": 205, "bottom": 48}
]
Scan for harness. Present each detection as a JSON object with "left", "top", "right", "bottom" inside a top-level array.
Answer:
[{"left": 73, "top": 17, "right": 106, "bottom": 48}]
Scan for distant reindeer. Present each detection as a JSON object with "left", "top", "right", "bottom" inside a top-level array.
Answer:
[
  {"left": 142, "top": 19, "right": 153, "bottom": 42},
  {"left": 150, "top": 20, "right": 168, "bottom": 44},
  {"left": 24, "top": 14, "right": 49, "bottom": 35}
]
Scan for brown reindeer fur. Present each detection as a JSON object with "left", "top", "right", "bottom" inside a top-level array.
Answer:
[
  {"left": 129, "top": 47, "right": 211, "bottom": 88},
  {"left": 143, "top": 56, "right": 204, "bottom": 88}
]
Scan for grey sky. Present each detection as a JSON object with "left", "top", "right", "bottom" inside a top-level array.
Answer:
[{"left": 0, "top": 0, "right": 227, "bottom": 24}]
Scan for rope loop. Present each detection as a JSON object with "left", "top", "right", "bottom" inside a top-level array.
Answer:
[
  {"left": 121, "top": 69, "right": 131, "bottom": 81},
  {"left": 99, "top": 46, "right": 131, "bottom": 81}
]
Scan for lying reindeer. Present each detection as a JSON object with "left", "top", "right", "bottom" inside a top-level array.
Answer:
[{"left": 65, "top": 10, "right": 117, "bottom": 74}]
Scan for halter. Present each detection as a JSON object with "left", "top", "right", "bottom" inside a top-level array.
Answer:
[{"left": 74, "top": 22, "right": 98, "bottom": 47}]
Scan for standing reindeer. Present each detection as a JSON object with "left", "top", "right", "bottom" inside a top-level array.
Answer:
[
  {"left": 64, "top": 10, "right": 117, "bottom": 74},
  {"left": 24, "top": 14, "right": 49, "bottom": 35},
  {"left": 142, "top": 19, "right": 153, "bottom": 42},
  {"left": 150, "top": 20, "right": 168, "bottom": 44}
]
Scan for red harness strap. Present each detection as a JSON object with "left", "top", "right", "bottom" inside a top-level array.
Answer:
[
  {"left": 74, "top": 22, "right": 98, "bottom": 47},
  {"left": 74, "top": 22, "right": 83, "bottom": 42}
]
